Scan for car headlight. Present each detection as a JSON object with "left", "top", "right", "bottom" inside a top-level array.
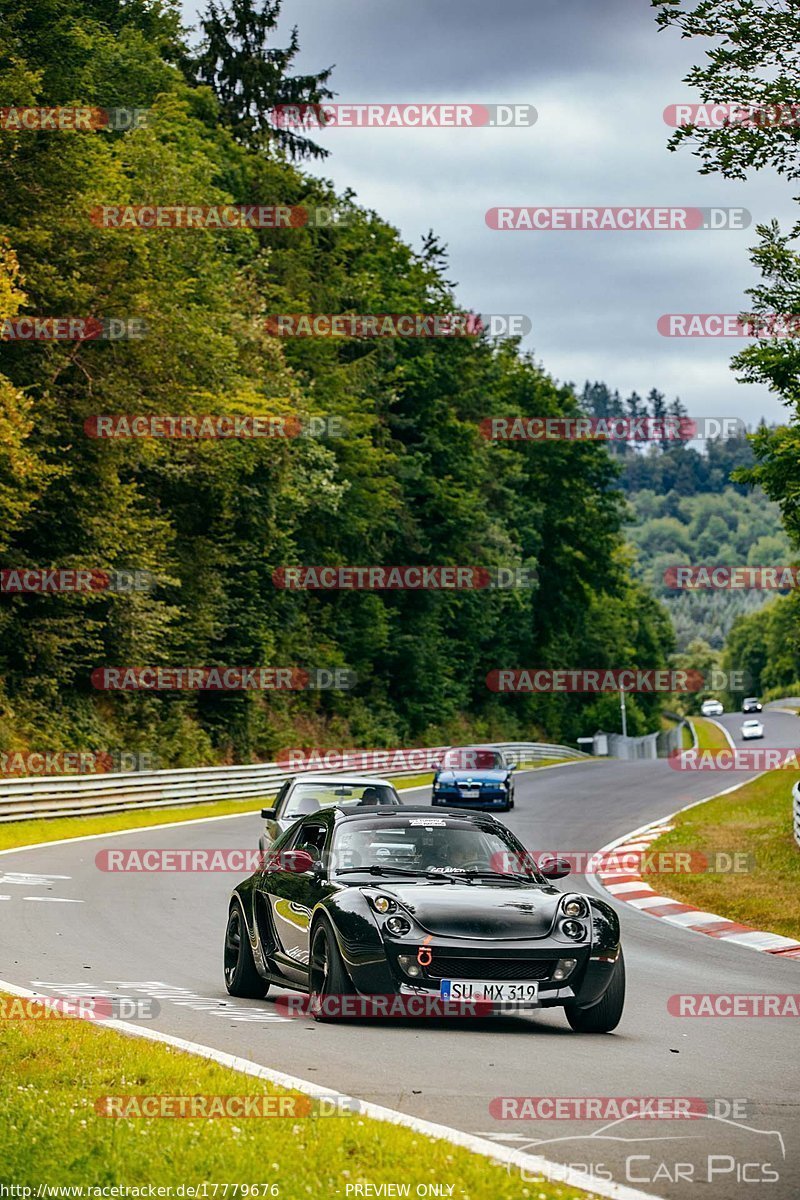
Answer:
[
  {"left": 560, "top": 919, "right": 586, "bottom": 940},
  {"left": 371, "top": 895, "right": 397, "bottom": 914},
  {"left": 385, "top": 916, "right": 412, "bottom": 936},
  {"left": 562, "top": 897, "right": 588, "bottom": 918}
]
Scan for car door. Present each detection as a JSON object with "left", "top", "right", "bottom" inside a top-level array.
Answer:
[{"left": 257, "top": 816, "right": 333, "bottom": 985}]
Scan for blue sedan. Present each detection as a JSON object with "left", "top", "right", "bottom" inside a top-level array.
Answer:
[{"left": 431, "top": 747, "right": 515, "bottom": 812}]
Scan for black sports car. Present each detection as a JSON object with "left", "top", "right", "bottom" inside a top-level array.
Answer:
[
  {"left": 431, "top": 746, "right": 516, "bottom": 811},
  {"left": 224, "top": 806, "right": 625, "bottom": 1032}
]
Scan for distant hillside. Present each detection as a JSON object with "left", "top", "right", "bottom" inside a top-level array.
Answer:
[{"left": 580, "top": 383, "right": 790, "bottom": 651}]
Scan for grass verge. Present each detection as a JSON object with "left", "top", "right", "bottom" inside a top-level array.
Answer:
[
  {"left": 644, "top": 769, "right": 800, "bottom": 939},
  {"left": 0, "top": 994, "right": 590, "bottom": 1198},
  {"left": 688, "top": 717, "right": 731, "bottom": 751}
]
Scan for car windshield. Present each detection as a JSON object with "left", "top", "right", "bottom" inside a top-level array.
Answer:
[
  {"left": 283, "top": 782, "right": 397, "bottom": 820},
  {"left": 441, "top": 748, "right": 505, "bottom": 771},
  {"left": 330, "top": 816, "right": 538, "bottom": 878}
]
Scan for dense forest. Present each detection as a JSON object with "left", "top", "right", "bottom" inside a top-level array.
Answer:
[{"left": 0, "top": 0, "right": 678, "bottom": 765}]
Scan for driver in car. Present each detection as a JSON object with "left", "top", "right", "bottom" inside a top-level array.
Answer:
[{"left": 415, "top": 829, "right": 487, "bottom": 872}]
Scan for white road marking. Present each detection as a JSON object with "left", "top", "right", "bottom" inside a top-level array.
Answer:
[
  {"left": 604, "top": 881, "right": 654, "bottom": 895},
  {"left": 23, "top": 896, "right": 83, "bottom": 903},
  {"left": 662, "top": 910, "right": 728, "bottom": 927},
  {"left": 0, "top": 872, "right": 71, "bottom": 886},
  {"left": 625, "top": 895, "right": 683, "bottom": 910},
  {"left": 717, "top": 930, "right": 800, "bottom": 951}
]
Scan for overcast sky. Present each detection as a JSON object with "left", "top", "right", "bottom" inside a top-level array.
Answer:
[{"left": 185, "top": 0, "right": 795, "bottom": 428}]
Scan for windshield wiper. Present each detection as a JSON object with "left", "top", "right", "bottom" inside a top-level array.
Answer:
[
  {"left": 335, "top": 865, "right": 460, "bottom": 881},
  {"left": 336, "top": 865, "right": 427, "bottom": 877},
  {"left": 460, "top": 870, "right": 537, "bottom": 883}
]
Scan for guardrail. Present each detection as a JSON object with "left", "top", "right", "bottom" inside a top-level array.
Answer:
[
  {"left": 793, "top": 780, "right": 800, "bottom": 849},
  {"left": 0, "top": 741, "right": 588, "bottom": 823}
]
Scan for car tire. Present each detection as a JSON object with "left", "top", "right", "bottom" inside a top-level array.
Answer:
[
  {"left": 309, "top": 920, "right": 355, "bottom": 1022},
  {"left": 564, "top": 950, "right": 625, "bottom": 1033},
  {"left": 224, "top": 902, "right": 270, "bottom": 999}
]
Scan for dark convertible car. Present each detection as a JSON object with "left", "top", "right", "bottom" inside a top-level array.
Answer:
[{"left": 224, "top": 806, "right": 625, "bottom": 1032}]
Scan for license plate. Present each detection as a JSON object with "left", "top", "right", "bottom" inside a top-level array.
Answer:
[
  {"left": 439, "top": 980, "right": 539, "bottom": 1003},
  {"left": 460, "top": 789, "right": 480, "bottom": 799}
]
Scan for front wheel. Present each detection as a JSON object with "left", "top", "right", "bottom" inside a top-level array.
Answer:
[
  {"left": 224, "top": 903, "right": 269, "bottom": 998},
  {"left": 565, "top": 950, "right": 625, "bottom": 1033},
  {"left": 309, "top": 920, "right": 355, "bottom": 1021}
]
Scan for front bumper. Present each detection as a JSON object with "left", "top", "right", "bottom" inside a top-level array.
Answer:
[
  {"left": 342, "top": 936, "right": 620, "bottom": 1009},
  {"left": 432, "top": 790, "right": 510, "bottom": 808}
]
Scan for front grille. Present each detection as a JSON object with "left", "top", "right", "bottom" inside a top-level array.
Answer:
[{"left": 425, "top": 956, "right": 557, "bottom": 981}]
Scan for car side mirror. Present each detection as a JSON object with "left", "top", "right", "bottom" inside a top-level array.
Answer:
[
  {"left": 261, "top": 807, "right": 277, "bottom": 820},
  {"left": 282, "top": 849, "right": 315, "bottom": 874},
  {"left": 311, "top": 859, "right": 326, "bottom": 879},
  {"left": 537, "top": 854, "right": 572, "bottom": 880},
  {"left": 508, "top": 762, "right": 517, "bottom": 772}
]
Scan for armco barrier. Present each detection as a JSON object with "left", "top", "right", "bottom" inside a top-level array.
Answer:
[{"left": 0, "top": 741, "right": 588, "bottom": 823}]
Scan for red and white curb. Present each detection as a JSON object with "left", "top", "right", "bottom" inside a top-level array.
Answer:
[{"left": 590, "top": 797, "right": 800, "bottom": 960}]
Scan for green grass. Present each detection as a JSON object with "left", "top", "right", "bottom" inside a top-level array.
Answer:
[
  {"left": 645, "top": 769, "right": 800, "bottom": 939},
  {"left": 688, "top": 716, "right": 731, "bottom": 751},
  {"left": 681, "top": 722, "right": 694, "bottom": 750},
  {"left": 0, "top": 994, "right": 592, "bottom": 1198}
]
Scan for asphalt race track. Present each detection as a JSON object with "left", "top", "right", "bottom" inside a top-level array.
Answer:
[{"left": 2, "top": 710, "right": 799, "bottom": 1200}]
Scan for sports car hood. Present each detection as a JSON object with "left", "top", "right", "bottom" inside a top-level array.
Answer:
[
  {"left": 377, "top": 882, "right": 562, "bottom": 939},
  {"left": 437, "top": 769, "right": 509, "bottom": 784}
]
